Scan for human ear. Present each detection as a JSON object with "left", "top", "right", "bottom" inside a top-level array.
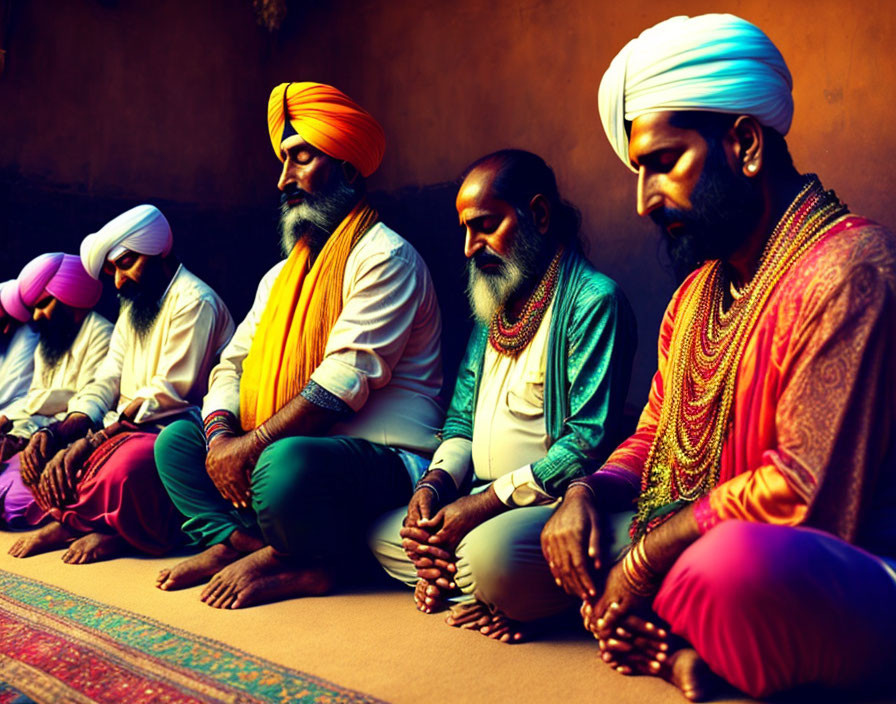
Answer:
[
  {"left": 731, "top": 115, "right": 763, "bottom": 177},
  {"left": 342, "top": 161, "right": 360, "bottom": 184},
  {"left": 529, "top": 194, "right": 551, "bottom": 235}
]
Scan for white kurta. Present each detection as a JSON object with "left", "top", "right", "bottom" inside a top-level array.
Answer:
[
  {"left": 4, "top": 311, "right": 113, "bottom": 438},
  {"left": 68, "top": 265, "right": 235, "bottom": 427},
  {"left": 429, "top": 302, "right": 556, "bottom": 506},
  {"left": 203, "top": 223, "right": 444, "bottom": 457},
  {"left": 0, "top": 324, "right": 40, "bottom": 414}
]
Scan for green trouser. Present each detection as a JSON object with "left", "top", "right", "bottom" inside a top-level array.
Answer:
[{"left": 154, "top": 420, "right": 412, "bottom": 564}]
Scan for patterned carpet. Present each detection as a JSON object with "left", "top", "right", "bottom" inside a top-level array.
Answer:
[{"left": 0, "top": 570, "right": 382, "bottom": 704}]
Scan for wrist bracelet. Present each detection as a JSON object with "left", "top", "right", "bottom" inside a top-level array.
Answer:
[
  {"left": 414, "top": 481, "right": 441, "bottom": 504},
  {"left": 567, "top": 480, "right": 596, "bottom": 498}
]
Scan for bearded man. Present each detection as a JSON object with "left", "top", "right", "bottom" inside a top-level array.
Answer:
[
  {"left": 370, "top": 150, "right": 636, "bottom": 643},
  {"left": 541, "top": 14, "right": 896, "bottom": 700},
  {"left": 153, "top": 82, "right": 443, "bottom": 609},
  {"left": 9, "top": 205, "right": 234, "bottom": 563},
  {"left": 0, "top": 252, "right": 112, "bottom": 527},
  {"left": 0, "top": 279, "right": 39, "bottom": 415}
]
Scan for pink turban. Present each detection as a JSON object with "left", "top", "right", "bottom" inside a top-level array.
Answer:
[
  {"left": 80, "top": 205, "right": 173, "bottom": 279},
  {"left": 267, "top": 82, "right": 386, "bottom": 178},
  {"left": 18, "top": 252, "right": 102, "bottom": 310},
  {"left": 0, "top": 280, "right": 31, "bottom": 322}
]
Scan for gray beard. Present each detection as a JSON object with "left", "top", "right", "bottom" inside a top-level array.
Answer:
[
  {"left": 278, "top": 179, "right": 359, "bottom": 257},
  {"left": 465, "top": 210, "right": 552, "bottom": 325}
]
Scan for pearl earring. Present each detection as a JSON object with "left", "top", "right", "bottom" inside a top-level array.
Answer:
[{"left": 746, "top": 163, "right": 758, "bottom": 173}]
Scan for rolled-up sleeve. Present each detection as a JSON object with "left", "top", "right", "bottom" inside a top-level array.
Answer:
[{"left": 310, "top": 248, "right": 422, "bottom": 412}]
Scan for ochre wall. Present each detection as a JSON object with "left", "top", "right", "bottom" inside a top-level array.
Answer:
[{"left": 2, "top": 0, "right": 894, "bottom": 406}]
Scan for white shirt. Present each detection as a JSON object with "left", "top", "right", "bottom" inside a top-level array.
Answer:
[
  {"left": 430, "top": 302, "right": 557, "bottom": 507},
  {"left": 5, "top": 311, "right": 113, "bottom": 438},
  {"left": 68, "top": 265, "right": 235, "bottom": 427},
  {"left": 0, "top": 324, "right": 39, "bottom": 414},
  {"left": 203, "top": 223, "right": 444, "bottom": 456}
]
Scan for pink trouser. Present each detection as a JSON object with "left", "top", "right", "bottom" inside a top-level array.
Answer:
[
  {"left": 48, "top": 432, "right": 184, "bottom": 555},
  {"left": 653, "top": 520, "right": 896, "bottom": 699}
]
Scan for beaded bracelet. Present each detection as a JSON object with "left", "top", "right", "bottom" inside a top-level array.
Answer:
[{"left": 203, "top": 410, "right": 237, "bottom": 447}]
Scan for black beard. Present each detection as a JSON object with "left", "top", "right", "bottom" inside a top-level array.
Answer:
[
  {"left": 278, "top": 171, "right": 360, "bottom": 257},
  {"left": 36, "top": 307, "right": 82, "bottom": 369},
  {"left": 652, "top": 141, "right": 763, "bottom": 281},
  {"left": 116, "top": 258, "right": 169, "bottom": 340}
]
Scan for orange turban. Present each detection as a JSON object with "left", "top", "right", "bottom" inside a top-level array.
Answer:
[{"left": 267, "top": 82, "right": 386, "bottom": 178}]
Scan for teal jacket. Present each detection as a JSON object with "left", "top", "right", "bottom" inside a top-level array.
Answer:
[{"left": 441, "top": 249, "right": 637, "bottom": 496}]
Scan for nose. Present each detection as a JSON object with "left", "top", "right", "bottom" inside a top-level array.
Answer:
[
  {"left": 463, "top": 228, "right": 483, "bottom": 259},
  {"left": 114, "top": 269, "right": 128, "bottom": 290},
  {"left": 277, "top": 158, "right": 297, "bottom": 192},
  {"left": 636, "top": 168, "right": 663, "bottom": 218}
]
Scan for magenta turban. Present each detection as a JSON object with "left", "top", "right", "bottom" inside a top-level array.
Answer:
[
  {"left": 0, "top": 280, "right": 31, "bottom": 322},
  {"left": 18, "top": 253, "right": 102, "bottom": 310}
]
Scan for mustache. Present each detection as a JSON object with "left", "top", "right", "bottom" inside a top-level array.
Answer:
[
  {"left": 471, "top": 250, "right": 506, "bottom": 271},
  {"left": 649, "top": 207, "right": 690, "bottom": 231},
  {"left": 279, "top": 186, "right": 308, "bottom": 207}
]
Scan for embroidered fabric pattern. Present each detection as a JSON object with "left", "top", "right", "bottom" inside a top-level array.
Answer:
[
  {"left": 488, "top": 248, "right": 563, "bottom": 357},
  {"left": 632, "top": 176, "right": 848, "bottom": 538},
  {"left": 300, "top": 380, "right": 352, "bottom": 415}
]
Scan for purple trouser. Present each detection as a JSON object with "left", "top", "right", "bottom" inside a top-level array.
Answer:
[
  {"left": 0, "top": 453, "right": 46, "bottom": 528},
  {"left": 652, "top": 520, "right": 896, "bottom": 699}
]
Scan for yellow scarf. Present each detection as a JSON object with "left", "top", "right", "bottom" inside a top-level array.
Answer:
[{"left": 239, "top": 201, "right": 378, "bottom": 431}]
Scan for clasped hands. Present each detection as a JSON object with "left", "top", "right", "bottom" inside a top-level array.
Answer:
[
  {"left": 205, "top": 432, "right": 258, "bottom": 509},
  {"left": 31, "top": 437, "right": 93, "bottom": 511},
  {"left": 541, "top": 485, "right": 668, "bottom": 673}
]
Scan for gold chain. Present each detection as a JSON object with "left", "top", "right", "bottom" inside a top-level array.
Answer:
[{"left": 633, "top": 176, "right": 848, "bottom": 536}]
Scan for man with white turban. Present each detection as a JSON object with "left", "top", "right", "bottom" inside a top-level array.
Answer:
[
  {"left": 154, "top": 82, "right": 444, "bottom": 610},
  {"left": 0, "top": 253, "right": 112, "bottom": 526},
  {"left": 541, "top": 13, "right": 896, "bottom": 700},
  {"left": 9, "top": 205, "right": 234, "bottom": 564},
  {"left": 0, "top": 280, "right": 39, "bottom": 415}
]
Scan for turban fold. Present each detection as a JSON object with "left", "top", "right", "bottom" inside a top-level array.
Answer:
[
  {"left": 598, "top": 14, "right": 793, "bottom": 171},
  {"left": 80, "top": 205, "right": 173, "bottom": 279},
  {"left": 0, "top": 280, "right": 31, "bottom": 322},
  {"left": 267, "top": 82, "right": 386, "bottom": 178},
  {"left": 18, "top": 252, "right": 102, "bottom": 310}
]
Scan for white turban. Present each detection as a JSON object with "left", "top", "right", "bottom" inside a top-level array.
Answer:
[
  {"left": 598, "top": 14, "right": 793, "bottom": 171},
  {"left": 80, "top": 205, "right": 173, "bottom": 279}
]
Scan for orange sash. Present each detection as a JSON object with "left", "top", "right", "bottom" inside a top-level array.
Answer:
[{"left": 239, "top": 201, "right": 377, "bottom": 430}]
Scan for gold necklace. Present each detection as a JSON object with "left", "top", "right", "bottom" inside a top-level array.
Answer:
[{"left": 632, "top": 176, "right": 848, "bottom": 538}]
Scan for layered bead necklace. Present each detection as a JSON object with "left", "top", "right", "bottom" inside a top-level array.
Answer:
[
  {"left": 488, "top": 248, "right": 563, "bottom": 356},
  {"left": 632, "top": 176, "right": 848, "bottom": 537}
]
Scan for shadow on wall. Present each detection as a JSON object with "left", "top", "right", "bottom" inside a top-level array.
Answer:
[{"left": 0, "top": 169, "right": 474, "bottom": 398}]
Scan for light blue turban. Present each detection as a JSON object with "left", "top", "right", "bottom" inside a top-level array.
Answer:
[
  {"left": 80, "top": 205, "right": 173, "bottom": 280},
  {"left": 598, "top": 14, "right": 793, "bottom": 171}
]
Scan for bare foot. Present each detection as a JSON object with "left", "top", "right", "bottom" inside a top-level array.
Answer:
[
  {"left": 658, "top": 648, "right": 719, "bottom": 702},
  {"left": 199, "top": 545, "right": 333, "bottom": 609},
  {"left": 445, "top": 600, "right": 527, "bottom": 643},
  {"left": 61, "top": 532, "right": 127, "bottom": 564},
  {"left": 8, "top": 521, "right": 75, "bottom": 558},
  {"left": 156, "top": 542, "right": 243, "bottom": 591},
  {"left": 415, "top": 578, "right": 450, "bottom": 614}
]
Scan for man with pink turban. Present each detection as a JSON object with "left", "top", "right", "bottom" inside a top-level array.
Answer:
[
  {"left": 0, "top": 279, "right": 39, "bottom": 415},
  {"left": 0, "top": 253, "right": 112, "bottom": 526},
  {"left": 153, "top": 82, "right": 443, "bottom": 610},
  {"left": 9, "top": 205, "right": 234, "bottom": 564}
]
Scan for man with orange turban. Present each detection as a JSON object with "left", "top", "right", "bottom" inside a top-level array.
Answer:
[
  {"left": 154, "top": 82, "right": 444, "bottom": 609},
  {"left": 0, "top": 253, "right": 112, "bottom": 527}
]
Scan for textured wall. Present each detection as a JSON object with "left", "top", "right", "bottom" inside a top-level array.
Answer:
[{"left": 2, "top": 0, "right": 894, "bottom": 406}]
